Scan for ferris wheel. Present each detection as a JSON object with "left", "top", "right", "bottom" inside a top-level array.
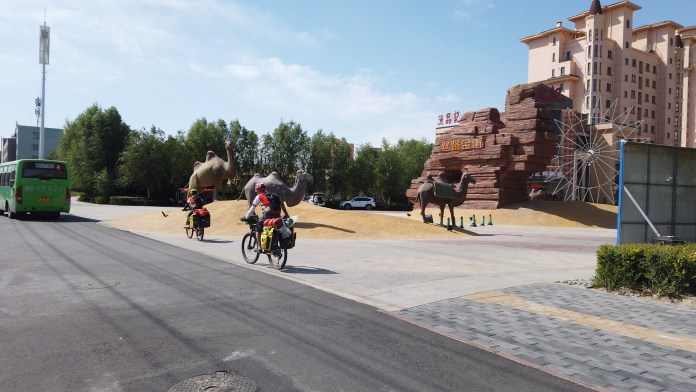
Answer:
[{"left": 544, "top": 98, "right": 643, "bottom": 204}]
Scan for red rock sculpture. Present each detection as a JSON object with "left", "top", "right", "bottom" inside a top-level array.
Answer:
[{"left": 406, "top": 83, "right": 573, "bottom": 210}]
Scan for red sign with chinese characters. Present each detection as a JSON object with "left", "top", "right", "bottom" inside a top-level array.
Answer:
[{"left": 437, "top": 111, "right": 461, "bottom": 126}]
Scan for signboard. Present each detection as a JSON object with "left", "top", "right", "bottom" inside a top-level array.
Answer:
[
  {"left": 437, "top": 111, "right": 461, "bottom": 127},
  {"left": 440, "top": 137, "right": 485, "bottom": 152}
]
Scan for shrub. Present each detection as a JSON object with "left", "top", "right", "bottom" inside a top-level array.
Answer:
[{"left": 594, "top": 243, "right": 696, "bottom": 298}]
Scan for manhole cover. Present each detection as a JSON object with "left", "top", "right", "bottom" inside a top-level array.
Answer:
[{"left": 168, "top": 371, "right": 257, "bottom": 392}]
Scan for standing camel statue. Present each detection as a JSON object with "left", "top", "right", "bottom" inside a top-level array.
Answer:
[
  {"left": 416, "top": 170, "right": 476, "bottom": 226},
  {"left": 187, "top": 140, "right": 236, "bottom": 192},
  {"left": 243, "top": 169, "right": 314, "bottom": 217}
]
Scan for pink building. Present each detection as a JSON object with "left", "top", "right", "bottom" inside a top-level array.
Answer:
[{"left": 522, "top": 0, "right": 695, "bottom": 147}]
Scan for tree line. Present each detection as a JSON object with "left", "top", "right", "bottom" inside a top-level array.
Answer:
[{"left": 52, "top": 104, "right": 433, "bottom": 206}]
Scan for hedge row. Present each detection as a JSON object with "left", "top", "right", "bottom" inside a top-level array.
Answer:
[{"left": 593, "top": 243, "right": 696, "bottom": 298}]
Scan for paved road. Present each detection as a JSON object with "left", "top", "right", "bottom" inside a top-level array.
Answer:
[
  {"left": 1, "top": 208, "right": 591, "bottom": 392},
  {"left": 70, "top": 201, "right": 696, "bottom": 391}
]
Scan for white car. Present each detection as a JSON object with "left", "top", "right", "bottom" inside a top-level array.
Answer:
[{"left": 339, "top": 197, "right": 376, "bottom": 210}]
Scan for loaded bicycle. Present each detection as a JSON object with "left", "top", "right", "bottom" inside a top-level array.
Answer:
[
  {"left": 240, "top": 215, "right": 297, "bottom": 270},
  {"left": 185, "top": 207, "right": 210, "bottom": 241}
]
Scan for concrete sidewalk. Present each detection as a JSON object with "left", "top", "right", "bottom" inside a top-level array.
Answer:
[{"left": 68, "top": 200, "right": 696, "bottom": 391}]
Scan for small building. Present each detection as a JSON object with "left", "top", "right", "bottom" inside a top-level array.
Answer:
[{"left": 2, "top": 124, "right": 64, "bottom": 162}]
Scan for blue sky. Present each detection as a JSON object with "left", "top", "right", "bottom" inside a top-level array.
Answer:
[{"left": 1, "top": 0, "right": 694, "bottom": 148}]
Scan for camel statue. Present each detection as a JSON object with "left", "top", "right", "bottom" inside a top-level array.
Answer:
[
  {"left": 187, "top": 140, "right": 236, "bottom": 193},
  {"left": 243, "top": 169, "right": 314, "bottom": 217},
  {"left": 417, "top": 170, "right": 476, "bottom": 226}
]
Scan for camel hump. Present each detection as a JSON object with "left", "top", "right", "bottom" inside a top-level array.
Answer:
[
  {"left": 193, "top": 161, "right": 202, "bottom": 170},
  {"left": 205, "top": 151, "right": 217, "bottom": 161},
  {"left": 268, "top": 172, "right": 283, "bottom": 182},
  {"left": 435, "top": 173, "right": 448, "bottom": 183}
]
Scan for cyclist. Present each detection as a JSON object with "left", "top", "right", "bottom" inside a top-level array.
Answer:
[
  {"left": 183, "top": 188, "right": 205, "bottom": 227},
  {"left": 241, "top": 183, "right": 287, "bottom": 251}
]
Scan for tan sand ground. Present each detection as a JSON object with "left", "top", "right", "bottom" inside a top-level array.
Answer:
[{"left": 104, "top": 200, "right": 618, "bottom": 240}]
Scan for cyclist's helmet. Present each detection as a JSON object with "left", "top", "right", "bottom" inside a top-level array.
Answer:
[
  {"left": 255, "top": 183, "right": 267, "bottom": 193},
  {"left": 190, "top": 188, "right": 198, "bottom": 194}
]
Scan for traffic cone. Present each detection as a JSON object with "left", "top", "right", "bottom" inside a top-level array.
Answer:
[
  {"left": 480, "top": 215, "right": 486, "bottom": 226},
  {"left": 488, "top": 214, "right": 493, "bottom": 225},
  {"left": 470, "top": 214, "right": 477, "bottom": 227}
]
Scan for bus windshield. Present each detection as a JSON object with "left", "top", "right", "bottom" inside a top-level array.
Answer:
[{"left": 22, "top": 161, "right": 68, "bottom": 179}]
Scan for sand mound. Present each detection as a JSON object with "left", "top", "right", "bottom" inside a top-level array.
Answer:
[{"left": 103, "top": 200, "right": 617, "bottom": 240}]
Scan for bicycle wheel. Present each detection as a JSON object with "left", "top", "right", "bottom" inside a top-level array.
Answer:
[
  {"left": 196, "top": 226, "right": 204, "bottom": 241},
  {"left": 267, "top": 246, "right": 287, "bottom": 270},
  {"left": 241, "top": 233, "right": 260, "bottom": 264},
  {"left": 185, "top": 226, "right": 193, "bottom": 239}
]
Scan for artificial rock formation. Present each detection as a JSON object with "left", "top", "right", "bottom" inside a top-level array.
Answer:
[{"left": 407, "top": 83, "right": 572, "bottom": 210}]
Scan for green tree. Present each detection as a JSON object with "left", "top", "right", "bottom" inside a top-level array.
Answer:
[
  {"left": 185, "top": 118, "right": 229, "bottom": 165},
  {"left": 375, "top": 139, "right": 404, "bottom": 203},
  {"left": 352, "top": 144, "right": 379, "bottom": 197},
  {"left": 117, "top": 126, "right": 177, "bottom": 199},
  {"left": 229, "top": 119, "right": 260, "bottom": 180},
  {"left": 55, "top": 104, "right": 131, "bottom": 199},
  {"left": 396, "top": 138, "right": 433, "bottom": 193},
  {"left": 327, "top": 138, "right": 353, "bottom": 199},
  {"left": 265, "top": 121, "right": 310, "bottom": 181},
  {"left": 308, "top": 130, "right": 334, "bottom": 195}
]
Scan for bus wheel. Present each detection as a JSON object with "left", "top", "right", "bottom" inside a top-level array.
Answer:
[{"left": 8, "top": 210, "right": 16, "bottom": 219}]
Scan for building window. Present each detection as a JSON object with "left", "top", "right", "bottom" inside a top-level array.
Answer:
[
  {"left": 670, "top": 37, "right": 674, "bottom": 46},
  {"left": 670, "top": 58, "right": 673, "bottom": 64},
  {"left": 625, "top": 58, "right": 629, "bottom": 65},
  {"left": 559, "top": 83, "right": 564, "bottom": 90},
  {"left": 676, "top": 102, "right": 680, "bottom": 112},
  {"left": 652, "top": 110, "right": 656, "bottom": 119},
  {"left": 606, "top": 99, "right": 611, "bottom": 108},
  {"left": 631, "top": 90, "right": 636, "bottom": 98},
  {"left": 653, "top": 65, "right": 657, "bottom": 74},
  {"left": 607, "top": 83, "right": 612, "bottom": 92},
  {"left": 626, "top": 19, "right": 631, "bottom": 29},
  {"left": 553, "top": 36, "right": 557, "bottom": 46},
  {"left": 669, "top": 88, "right": 672, "bottom": 94},
  {"left": 632, "top": 59, "right": 637, "bottom": 67},
  {"left": 639, "top": 61, "right": 644, "bottom": 73},
  {"left": 669, "top": 73, "right": 672, "bottom": 79},
  {"left": 625, "top": 41, "right": 630, "bottom": 48},
  {"left": 587, "top": 63, "right": 591, "bottom": 73},
  {"left": 677, "top": 59, "right": 681, "bottom": 69},
  {"left": 593, "top": 44, "right": 598, "bottom": 57},
  {"left": 552, "top": 53, "right": 556, "bottom": 62},
  {"left": 624, "top": 91, "right": 628, "bottom": 98},
  {"left": 667, "top": 132, "right": 670, "bottom": 140},
  {"left": 645, "top": 63, "right": 650, "bottom": 72},
  {"left": 32, "top": 144, "right": 38, "bottom": 152},
  {"left": 608, "top": 50, "right": 613, "bottom": 59},
  {"left": 645, "top": 78, "right": 649, "bottom": 87},
  {"left": 652, "top": 96, "right": 656, "bottom": 104},
  {"left": 592, "top": 79, "right": 597, "bottom": 91},
  {"left": 675, "top": 117, "right": 679, "bottom": 126},
  {"left": 592, "top": 96, "right": 597, "bottom": 108},
  {"left": 566, "top": 51, "right": 571, "bottom": 61},
  {"left": 593, "top": 62, "right": 598, "bottom": 74},
  {"left": 552, "top": 69, "right": 555, "bottom": 77},
  {"left": 631, "top": 74, "right": 636, "bottom": 83},
  {"left": 586, "top": 96, "right": 590, "bottom": 108},
  {"left": 607, "top": 66, "right": 612, "bottom": 75},
  {"left": 676, "top": 87, "right": 681, "bottom": 98},
  {"left": 586, "top": 80, "right": 590, "bottom": 91},
  {"left": 624, "top": 75, "right": 629, "bottom": 82},
  {"left": 652, "top": 81, "right": 656, "bottom": 89},
  {"left": 560, "top": 66, "right": 565, "bottom": 75}
]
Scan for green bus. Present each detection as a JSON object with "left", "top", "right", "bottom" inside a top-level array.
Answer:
[{"left": 0, "top": 159, "right": 72, "bottom": 219}]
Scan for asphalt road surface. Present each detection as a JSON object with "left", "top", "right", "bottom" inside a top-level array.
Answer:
[{"left": 1, "top": 213, "right": 591, "bottom": 391}]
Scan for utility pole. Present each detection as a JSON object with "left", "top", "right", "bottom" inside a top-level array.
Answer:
[{"left": 38, "top": 17, "right": 50, "bottom": 159}]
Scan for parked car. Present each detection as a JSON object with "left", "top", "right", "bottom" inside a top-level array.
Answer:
[
  {"left": 339, "top": 197, "right": 376, "bottom": 210},
  {"left": 308, "top": 192, "right": 326, "bottom": 207}
]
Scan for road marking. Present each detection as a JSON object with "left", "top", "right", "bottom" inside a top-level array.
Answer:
[{"left": 465, "top": 291, "right": 696, "bottom": 352}]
